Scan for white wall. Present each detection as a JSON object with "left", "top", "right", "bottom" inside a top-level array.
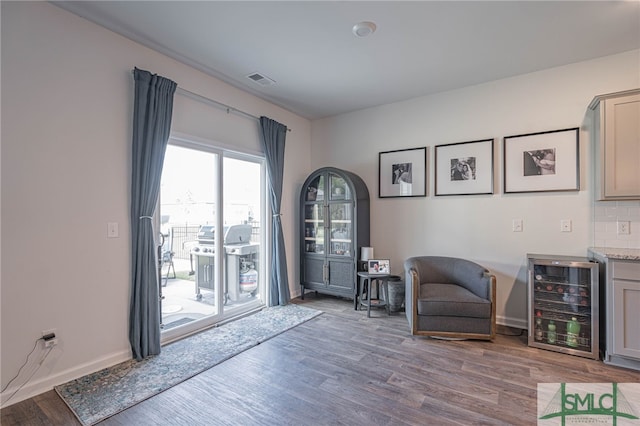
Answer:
[
  {"left": 1, "top": 1, "right": 311, "bottom": 406},
  {"left": 312, "top": 49, "right": 640, "bottom": 329}
]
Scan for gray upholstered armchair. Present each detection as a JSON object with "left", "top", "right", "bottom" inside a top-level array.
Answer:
[{"left": 404, "top": 256, "right": 496, "bottom": 340}]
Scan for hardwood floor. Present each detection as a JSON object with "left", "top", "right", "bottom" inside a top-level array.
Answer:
[{"left": 2, "top": 294, "right": 638, "bottom": 425}]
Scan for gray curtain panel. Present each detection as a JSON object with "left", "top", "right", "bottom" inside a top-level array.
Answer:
[
  {"left": 130, "top": 68, "right": 176, "bottom": 360},
  {"left": 259, "top": 117, "right": 291, "bottom": 306}
]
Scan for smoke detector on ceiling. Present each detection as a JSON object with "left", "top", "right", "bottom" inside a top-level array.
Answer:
[
  {"left": 352, "top": 21, "right": 377, "bottom": 37},
  {"left": 246, "top": 72, "right": 276, "bottom": 86}
]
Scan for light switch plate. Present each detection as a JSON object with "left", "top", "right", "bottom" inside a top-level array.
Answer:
[
  {"left": 561, "top": 220, "right": 572, "bottom": 232},
  {"left": 512, "top": 219, "right": 523, "bottom": 232},
  {"left": 107, "top": 222, "right": 119, "bottom": 238}
]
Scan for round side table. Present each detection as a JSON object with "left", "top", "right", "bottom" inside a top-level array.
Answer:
[{"left": 356, "top": 272, "right": 391, "bottom": 318}]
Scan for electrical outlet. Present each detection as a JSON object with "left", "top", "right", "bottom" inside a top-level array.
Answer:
[
  {"left": 42, "top": 329, "right": 56, "bottom": 338},
  {"left": 617, "top": 221, "right": 630, "bottom": 235},
  {"left": 42, "top": 329, "right": 57, "bottom": 348},
  {"left": 512, "top": 219, "right": 523, "bottom": 232},
  {"left": 44, "top": 337, "right": 58, "bottom": 348}
]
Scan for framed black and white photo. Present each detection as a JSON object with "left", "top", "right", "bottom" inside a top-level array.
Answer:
[
  {"left": 378, "top": 147, "right": 427, "bottom": 198},
  {"left": 503, "top": 127, "right": 579, "bottom": 193},
  {"left": 435, "top": 139, "right": 494, "bottom": 196}
]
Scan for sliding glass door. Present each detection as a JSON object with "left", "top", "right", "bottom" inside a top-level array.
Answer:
[
  {"left": 222, "top": 155, "right": 264, "bottom": 314},
  {"left": 158, "top": 140, "right": 266, "bottom": 342}
]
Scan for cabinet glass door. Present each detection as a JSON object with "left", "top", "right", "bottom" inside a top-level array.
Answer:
[
  {"left": 529, "top": 257, "right": 598, "bottom": 359},
  {"left": 303, "top": 204, "right": 324, "bottom": 254},
  {"left": 329, "top": 173, "right": 351, "bottom": 201},
  {"left": 305, "top": 175, "right": 325, "bottom": 202},
  {"left": 329, "top": 203, "right": 352, "bottom": 256}
]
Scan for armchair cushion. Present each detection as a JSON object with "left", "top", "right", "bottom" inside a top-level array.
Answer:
[{"left": 418, "top": 283, "right": 491, "bottom": 318}]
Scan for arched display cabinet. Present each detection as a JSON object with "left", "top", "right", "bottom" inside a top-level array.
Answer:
[{"left": 300, "top": 167, "right": 370, "bottom": 302}]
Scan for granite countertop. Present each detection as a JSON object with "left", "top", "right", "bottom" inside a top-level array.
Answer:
[{"left": 589, "top": 247, "right": 640, "bottom": 261}]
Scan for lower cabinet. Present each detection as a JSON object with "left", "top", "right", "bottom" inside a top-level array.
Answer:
[
  {"left": 590, "top": 250, "right": 640, "bottom": 371},
  {"left": 302, "top": 257, "right": 355, "bottom": 298},
  {"left": 611, "top": 262, "right": 640, "bottom": 360}
]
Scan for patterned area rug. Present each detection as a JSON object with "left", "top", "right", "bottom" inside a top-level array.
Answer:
[{"left": 55, "top": 304, "right": 322, "bottom": 425}]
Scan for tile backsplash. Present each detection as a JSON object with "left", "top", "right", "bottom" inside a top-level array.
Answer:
[{"left": 594, "top": 200, "right": 640, "bottom": 249}]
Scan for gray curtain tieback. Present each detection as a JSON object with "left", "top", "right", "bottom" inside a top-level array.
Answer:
[{"left": 139, "top": 216, "right": 153, "bottom": 220}]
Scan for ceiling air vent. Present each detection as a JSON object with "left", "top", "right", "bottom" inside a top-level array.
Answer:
[{"left": 246, "top": 72, "right": 276, "bottom": 86}]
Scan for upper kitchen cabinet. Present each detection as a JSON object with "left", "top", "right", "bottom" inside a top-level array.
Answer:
[{"left": 587, "top": 89, "right": 640, "bottom": 200}]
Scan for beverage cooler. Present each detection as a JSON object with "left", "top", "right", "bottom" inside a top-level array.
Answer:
[{"left": 527, "top": 254, "right": 599, "bottom": 359}]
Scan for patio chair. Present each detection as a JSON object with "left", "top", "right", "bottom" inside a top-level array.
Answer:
[{"left": 160, "top": 231, "right": 176, "bottom": 286}]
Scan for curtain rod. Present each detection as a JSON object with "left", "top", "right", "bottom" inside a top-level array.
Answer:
[
  {"left": 132, "top": 70, "right": 290, "bottom": 131},
  {"left": 177, "top": 87, "right": 292, "bottom": 132},
  {"left": 176, "top": 87, "right": 259, "bottom": 121}
]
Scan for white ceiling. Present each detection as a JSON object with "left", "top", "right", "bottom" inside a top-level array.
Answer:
[{"left": 53, "top": 1, "right": 640, "bottom": 120}]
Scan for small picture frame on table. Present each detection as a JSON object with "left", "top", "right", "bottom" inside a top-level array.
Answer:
[
  {"left": 379, "top": 147, "right": 427, "bottom": 198},
  {"left": 435, "top": 138, "right": 494, "bottom": 196},
  {"left": 368, "top": 259, "right": 390, "bottom": 275},
  {"left": 503, "top": 127, "right": 579, "bottom": 193}
]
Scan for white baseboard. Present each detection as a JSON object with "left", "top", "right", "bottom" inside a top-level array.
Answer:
[
  {"left": 497, "top": 315, "right": 528, "bottom": 330},
  {"left": 1, "top": 348, "right": 131, "bottom": 408}
]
